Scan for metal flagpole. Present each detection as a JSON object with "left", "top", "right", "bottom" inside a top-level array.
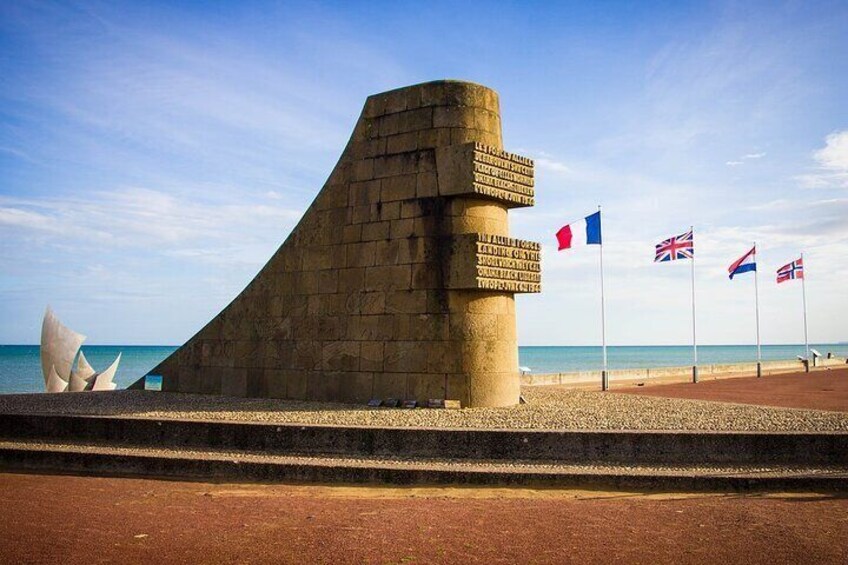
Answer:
[
  {"left": 801, "top": 252, "right": 810, "bottom": 372},
  {"left": 690, "top": 226, "right": 698, "bottom": 383},
  {"left": 599, "top": 206, "right": 608, "bottom": 391},
  {"left": 753, "top": 243, "right": 762, "bottom": 378}
]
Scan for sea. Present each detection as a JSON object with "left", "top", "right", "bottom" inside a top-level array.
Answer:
[{"left": 1, "top": 343, "right": 845, "bottom": 395}]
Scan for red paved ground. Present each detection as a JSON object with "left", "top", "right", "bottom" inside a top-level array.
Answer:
[
  {"left": 1, "top": 473, "right": 846, "bottom": 564},
  {"left": 618, "top": 367, "right": 848, "bottom": 411}
]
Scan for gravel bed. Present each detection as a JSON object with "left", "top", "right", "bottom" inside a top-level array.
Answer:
[
  {"left": 4, "top": 440, "right": 846, "bottom": 477},
  {"left": 0, "top": 388, "right": 846, "bottom": 432}
]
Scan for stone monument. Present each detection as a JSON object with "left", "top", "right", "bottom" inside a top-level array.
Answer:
[{"left": 137, "top": 80, "right": 540, "bottom": 407}]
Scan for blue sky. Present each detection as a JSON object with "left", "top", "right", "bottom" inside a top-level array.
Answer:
[{"left": 1, "top": 0, "right": 846, "bottom": 346}]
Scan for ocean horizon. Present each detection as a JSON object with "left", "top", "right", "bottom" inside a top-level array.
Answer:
[{"left": 1, "top": 343, "right": 845, "bottom": 395}]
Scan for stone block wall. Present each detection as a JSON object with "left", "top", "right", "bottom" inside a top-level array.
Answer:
[{"left": 141, "top": 80, "right": 540, "bottom": 407}]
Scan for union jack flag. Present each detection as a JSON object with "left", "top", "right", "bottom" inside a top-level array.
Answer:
[
  {"left": 655, "top": 229, "right": 694, "bottom": 262},
  {"left": 776, "top": 257, "right": 803, "bottom": 283}
]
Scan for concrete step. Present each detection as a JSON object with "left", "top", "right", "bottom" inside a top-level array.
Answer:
[
  {"left": 1, "top": 440, "right": 846, "bottom": 491},
  {"left": 2, "top": 413, "right": 846, "bottom": 466}
]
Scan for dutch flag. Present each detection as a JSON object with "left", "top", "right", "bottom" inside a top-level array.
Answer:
[
  {"left": 728, "top": 246, "right": 757, "bottom": 279},
  {"left": 556, "top": 211, "right": 602, "bottom": 250}
]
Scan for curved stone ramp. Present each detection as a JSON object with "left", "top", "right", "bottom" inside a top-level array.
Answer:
[{"left": 0, "top": 414, "right": 846, "bottom": 491}]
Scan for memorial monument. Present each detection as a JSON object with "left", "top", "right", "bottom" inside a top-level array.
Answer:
[
  {"left": 136, "top": 80, "right": 540, "bottom": 407},
  {"left": 41, "top": 307, "right": 120, "bottom": 392}
]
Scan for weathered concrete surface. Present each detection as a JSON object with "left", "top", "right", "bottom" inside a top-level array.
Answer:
[{"left": 136, "top": 80, "right": 540, "bottom": 407}]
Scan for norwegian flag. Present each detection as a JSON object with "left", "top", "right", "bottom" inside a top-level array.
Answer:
[
  {"left": 654, "top": 229, "right": 694, "bottom": 262},
  {"left": 777, "top": 257, "right": 804, "bottom": 283}
]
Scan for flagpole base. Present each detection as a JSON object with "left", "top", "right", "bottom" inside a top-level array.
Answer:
[
  {"left": 601, "top": 370, "right": 609, "bottom": 391},
  {"left": 804, "top": 359, "right": 810, "bottom": 373},
  {"left": 692, "top": 366, "right": 699, "bottom": 384},
  {"left": 756, "top": 362, "right": 762, "bottom": 378}
]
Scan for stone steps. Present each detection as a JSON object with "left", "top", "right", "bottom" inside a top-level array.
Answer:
[
  {"left": 1, "top": 412, "right": 847, "bottom": 490},
  {"left": 2, "top": 413, "right": 846, "bottom": 466},
  {"left": 2, "top": 440, "right": 846, "bottom": 491}
]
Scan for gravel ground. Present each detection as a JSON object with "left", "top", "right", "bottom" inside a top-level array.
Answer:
[{"left": 1, "top": 387, "right": 846, "bottom": 431}]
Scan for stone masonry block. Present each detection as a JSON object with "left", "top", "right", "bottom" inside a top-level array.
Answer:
[
  {"left": 347, "top": 314, "right": 394, "bottom": 341},
  {"left": 385, "top": 290, "right": 428, "bottom": 314},
  {"left": 346, "top": 242, "right": 376, "bottom": 268},
  {"left": 386, "top": 131, "right": 419, "bottom": 154},
  {"left": 337, "top": 372, "right": 374, "bottom": 403},
  {"left": 308, "top": 372, "right": 342, "bottom": 402},
  {"left": 361, "top": 221, "right": 390, "bottom": 241},
  {"left": 407, "top": 373, "right": 447, "bottom": 403},
  {"left": 384, "top": 341, "right": 429, "bottom": 373},
  {"left": 364, "top": 264, "right": 411, "bottom": 291},
  {"left": 321, "top": 340, "right": 360, "bottom": 372},
  {"left": 380, "top": 201, "right": 401, "bottom": 221},
  {"left": 286, "top": 370, "right": 307, "bottom": 400},
  {"left": 350, "top": 180, "right": 381, "bottom": 206},
  {"left": 380, "top": 173, "right": 417, "bottom": 201},
  {"left": 395, "top": 314, "right": 450, "bottom": 341},
  {"left": 220, "top": 368, "right": 248, "bottom": 397},
  {"left": 265, "top": 369, "right": 288, "bottom": 398},
  {"left": 360, "top": 341, "right": 384, "bottom": 372},
  {"left": 372, "top": 372, "right": 407, "bottom": 400}
]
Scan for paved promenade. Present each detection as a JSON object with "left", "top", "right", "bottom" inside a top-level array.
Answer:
[
  {"left": 619, "top": 367, "right": 848, "bottom": 412},
  {"left": 1, "top": 473, "right": 845, "bottom": 565}
]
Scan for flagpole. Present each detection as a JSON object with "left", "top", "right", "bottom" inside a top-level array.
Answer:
[
  {"left": 801, "top": 252, "right": 810, "bottom": 372},
  {"left": 690, "top": 226, "right": 698, "bottom": 384},
  {"left": 754, "top": 242, "right": 762, "bottom": 378},
  {"left": 599, "top": 205, "right": 608, "bottom": 391}
]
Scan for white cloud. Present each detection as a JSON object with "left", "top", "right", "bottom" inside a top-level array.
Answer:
[
  {"left": 726, "top": 151, "right": 766, "bottom": 166},
  {"left": 515, "top": 150, "right": 572, "bottom": 177},
  {"left": 0, "top": 207, "right": 61, "bottom": 232},
  {"left": 535, "top": 156, "right": 572, "bottom": 175},
  {"left": 815, "top": 131, "right": 848, "bottom": 170},
  {"left": 0, "top": 188, "right": 303, "bottom": 261},
  {"left": 796, "top": 130, "right": 848, "bottom": 188}
]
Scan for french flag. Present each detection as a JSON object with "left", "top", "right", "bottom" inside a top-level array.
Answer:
[
  {"left": 556, "top": 211, "right": 602, "bottom": 250},
  {"left": 728, "top": 246, "right": 756, "bottom": 279}
]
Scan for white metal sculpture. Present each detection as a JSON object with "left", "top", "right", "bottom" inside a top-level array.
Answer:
[{"left": 40, "top": 307, "right": 120, "bottom": 392}]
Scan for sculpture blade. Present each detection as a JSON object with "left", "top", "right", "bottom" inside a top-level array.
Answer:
[
  {"left": 92, "top": 353, "right": 121, "bottom": 391},
  {"left": 68, "top": 372, "right": 89, "bottom": 392},
  {"left": 46, "top": 365, "right": 68, "bottom": 393},
  {"left": 40, "top": 306, "right": 86, "bottom": 384},
  {"left": 75, "top": 350, "right": 96, "bottom": 381}
]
